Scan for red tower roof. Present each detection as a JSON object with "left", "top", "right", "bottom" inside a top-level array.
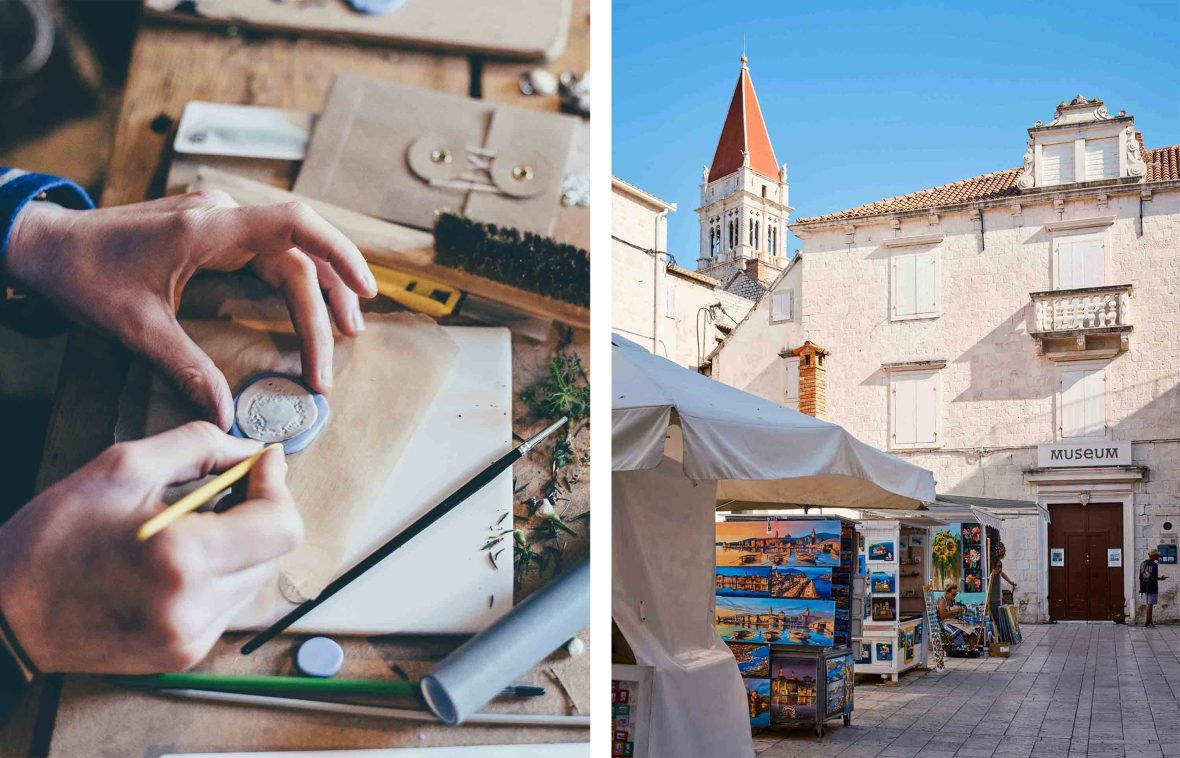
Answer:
[{"left": 707, "top": 58, "right": 779, "bottom": 183}]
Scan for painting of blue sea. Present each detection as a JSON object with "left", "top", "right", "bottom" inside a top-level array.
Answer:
[
  {"left": 715, "top": 566, "right": 771, "bottom": 597},
  {"left": 726, "top": 641, "right": 771, "bottom": 678},
  {"left": 716, "top": 520, "right": 843, "bottom": 567},
  {"left": 715, "top": 596, "right": 836, "bottom": 646},
  {"left": 770, "top": 565, "right": 832, "bottom": 599}
]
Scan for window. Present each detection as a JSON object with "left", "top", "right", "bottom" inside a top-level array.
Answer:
[
  {"left": 783, "top": 356, "right": 800, "bottom": 408},
  {"left": 748, "top": 218, "right": 760, "bottom": 248},
  {"left": 664, "top": 279, "right": 677, "bottom": 319},
  {"left": 890, "top": 370, "right": 940, "bottom": 449},
  {"left": 1084, "top": 137, "right": 1118, "bottom": 181},
  {"left": 727, "top": 218, "right": 737, "bottom": 250},
  {"left": 890, "top": 249, "right": 938, "bottom": 320},
  {"left": 768, "top": 224, "right": 777, "bottom": 256},
  {"left": 1041, "top": 142, "right": 1075, "bottom": 186},
  {"left": 1059, "top": 367, "right": 1105, "bottom": 438},
  {"left": 761, "top": 184, "right": 768, "bottom": 198},
  {"left": 710, "top": 218, "right": 721, "bottom": 255},
  {"left": 770, "top": 289, "right": 793, "bottom": 324},
  {"left": 1054, "top": 235, "right": 1104, "bottom": 289}
]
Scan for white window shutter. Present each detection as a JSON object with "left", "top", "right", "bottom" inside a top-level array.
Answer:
[
  {"left": 915, "top": 251, "right": 937, "bottom": 314},
  {"left": 665, "top": 280, "right": 677, "bottom": 318},
  {"left": 1057, "top": 239, "right": 1104, "bottom": 289},
  {"left": 1042, "top": 142, "right": 1074, "bottom": 185},
  {"left": 1085, "top": 137, "right": 1118, "bottom": 180},
  {"left": 1061, "top": 368, "right": 1104, "bottom": 437},
  {"left": 784, "top": 357, "right": 800, "bottom": 404},
  {"left": 893, "top": 254, "right": 917, "bottom": 316},
  {"left": 770, "top": 290, "right": 793, "bottom": 323},
  {"left": 1060, "top": 370, "right": 1084, "bottom": 437},
  {"left": 1083, "top": 370, "right": 1105, "bottom": 436},
  {"left": 892, "top": 379, "right": 917, "bottom": 445},
  {"left": 914, "top": 373, "right": 938, "bottom": 444}
]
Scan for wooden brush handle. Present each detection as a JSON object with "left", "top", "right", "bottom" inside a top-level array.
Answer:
[{"left": 189, "top": 167, "right": 589, "bottom": 329}]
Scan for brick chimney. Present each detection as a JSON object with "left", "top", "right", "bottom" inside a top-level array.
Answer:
[
  {"left": 791, "top": 341, "right": 829, "bottom": 419},
  {"left": 743, "top": 257, "right": 779, "bottom": 287}
]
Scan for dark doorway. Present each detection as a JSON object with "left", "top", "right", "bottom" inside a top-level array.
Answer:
[{"left": 1048, "top": 503, "right": 1125, "bottom": 620}]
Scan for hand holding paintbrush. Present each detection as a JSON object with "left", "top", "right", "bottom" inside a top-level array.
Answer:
[{"left": 0, "top": 423, "right": 301, "bottom": 674}]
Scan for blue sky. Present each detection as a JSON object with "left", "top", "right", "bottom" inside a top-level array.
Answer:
[{"left": 613, "top": 1, "right": 1180, "bottom": 268}]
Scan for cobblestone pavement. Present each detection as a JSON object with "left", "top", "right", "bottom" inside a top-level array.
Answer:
[{"left": 752, "top": 623, "right": 1180, "bottom": 757}]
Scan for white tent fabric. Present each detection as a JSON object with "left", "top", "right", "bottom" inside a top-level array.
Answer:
[
  {"left": 614, "top": 449, "right": 751, "bottom": 758},
  {"left": 613, "top": 335, "right": 935, "bottom": 508},
  {"left": 612, "top": 334, "right": 936, "bottom": 757}
]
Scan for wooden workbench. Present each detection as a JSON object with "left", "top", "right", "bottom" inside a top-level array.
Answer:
[{"left": 1, "top": 5, "right": 590, "bottom": 756}]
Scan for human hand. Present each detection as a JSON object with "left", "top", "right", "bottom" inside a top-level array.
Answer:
[
  {"left": 3, "top": 192, "right": 378, "bottom": 429},
  {"left": 0, "top": 422, "right": 302, "bottom": 674}
]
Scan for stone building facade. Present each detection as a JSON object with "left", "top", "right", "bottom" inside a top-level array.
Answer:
[
  {"left": 612, "top": 176, "right": 753, "bottom": 368},
  {"left": 708, "top": 96, "right": 1180, "bottom": 623}
]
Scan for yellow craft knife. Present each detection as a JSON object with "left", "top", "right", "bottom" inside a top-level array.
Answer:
[{"left": 368, "top": 263, "right": 463, "bottom": 318}]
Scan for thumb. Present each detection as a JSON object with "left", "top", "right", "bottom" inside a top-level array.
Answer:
[{"left": 126, "top": 310, "right": 234, "bottom": 430}]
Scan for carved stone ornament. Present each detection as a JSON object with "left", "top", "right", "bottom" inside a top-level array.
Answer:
[
  {"left": 1043, "top": 95, "right": 1114, "bottom": 127},
  {"left": 1126, "top": 125, "right": 1146, "bottom": 177},
  {"left": 1017, "top": 138, "right": 1035, "bottom": 189},
  {"left": 702, "top": 164, "right": 710, "bottom": 182}
]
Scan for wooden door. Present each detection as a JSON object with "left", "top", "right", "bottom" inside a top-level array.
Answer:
[{"left": 1048, "top": 503, "right": 1125, "bottom": 621}]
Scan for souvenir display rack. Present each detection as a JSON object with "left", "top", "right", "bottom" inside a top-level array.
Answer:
[
  {"left": 715, "top": 515, "right": 857, "bottom": 736},
  {"left": 855, "top": 519, "right": 932, "bottom": 682}
]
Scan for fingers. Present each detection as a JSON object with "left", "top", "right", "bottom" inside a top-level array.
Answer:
[
  {"left": 230, "top": 202, "right": 377, "bottom": 299},
  {"left": 118, "top": 421, "right": 261, "bottom": 487},
  {"left": 313, "top": 256, "right": 365, "bottom": 336},
  {"left": 123, "top": 309, "right": 236, "bottom": 429},
  {"left": 252, "top": 251, "right": 335, "bottom": 392},
  {"left": 183, "top": 447, "right": 303, "bottom": 576}
]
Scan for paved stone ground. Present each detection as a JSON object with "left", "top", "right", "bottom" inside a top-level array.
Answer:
[{"left": 752, "top": 623, "right": 1180, "bottom": 757}]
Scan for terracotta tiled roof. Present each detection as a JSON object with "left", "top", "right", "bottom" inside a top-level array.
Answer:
[
  {"left": 708, "top": 61, "right": 779, "bottom": 183},
  {"left": 795, "top": 143, "right": 1180, "bottom": 225},
  {"left": 1147, "top": 143, "right": 1180, "bottom": 182},
  {"left": 667, "top": 263, "right": 721, "bottom": 287}
]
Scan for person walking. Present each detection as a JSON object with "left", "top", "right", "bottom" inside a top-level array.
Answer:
[{"left": 1139, "top": 549, "right": 1166, "bottom": 628}]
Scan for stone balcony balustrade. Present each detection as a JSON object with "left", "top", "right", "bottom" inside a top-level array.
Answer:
[{"left": 1029, "top": 284, "right": 1132, "bottom": 360}]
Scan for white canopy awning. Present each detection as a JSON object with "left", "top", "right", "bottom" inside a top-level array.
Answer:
[
  {"left": 612, "top": 335, "right": 936, "bottom": 757},
  {"left": 612, "top": 334, "right": 936, "bottom": 508}
]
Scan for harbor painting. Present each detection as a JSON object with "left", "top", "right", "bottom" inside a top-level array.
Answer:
[
  {"left": 770, "top": 565, "right": 833, "bottom": 599},
  {"left": 867, "top": 541, "right": 895, "bottom": 562},
  {"left": 869, "top": 571, "right": 896, "bottom": 594},
  {"left": 725, "top": 641, "right": 770, "bottom": 678},
  {"left": 715, "top": 596, "right": 836, "bottom": 646},
  {"left": 716, "top": 520, "right": 842, "bottom": 568},
  {"left": 715, "top": 566, "right": 771, "bottom": 597},
  {"left": 769, "top": 654, "right": 817, "bottom": 722},
  {"left": 745, "top": 678, "right": 771, "bottom": 727}
]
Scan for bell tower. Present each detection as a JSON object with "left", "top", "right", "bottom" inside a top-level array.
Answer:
[{"left": 696, "top": 56, "right": 791, "bottom": 285}]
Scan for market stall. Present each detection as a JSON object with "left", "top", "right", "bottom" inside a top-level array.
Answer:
[
  {"left": 854, "top": 514, "right": 949, "bottom": 681},
  {"left": 715, "top": 515, "right": 857, "bottom": 737},
  {"left": 612, "top": 334, "right": 935, "bottom": 757}
]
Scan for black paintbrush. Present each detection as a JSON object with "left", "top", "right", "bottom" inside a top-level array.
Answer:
[{"left": 241, "top": 417, "right": 569, "bottom": 654}]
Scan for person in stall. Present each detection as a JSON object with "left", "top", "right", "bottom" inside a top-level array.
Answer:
[{"left": 937, "top": 583, "right": 981, "bottom": 651}]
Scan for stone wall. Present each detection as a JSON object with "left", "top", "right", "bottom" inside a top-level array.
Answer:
[{"left": 713, "top": 183, "right": 1180, "bottom": 623}]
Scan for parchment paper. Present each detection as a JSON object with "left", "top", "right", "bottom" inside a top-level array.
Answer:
[{"left": 126, "top": 310, "right": 459, "bottom": 600}]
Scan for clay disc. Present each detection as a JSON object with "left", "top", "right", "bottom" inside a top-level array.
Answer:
[{"left": 231, "top": 373, "right": 329, "bottom": 453}]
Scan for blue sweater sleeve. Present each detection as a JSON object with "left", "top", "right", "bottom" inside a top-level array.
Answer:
[{"left": 0, "top": 167, "right": 95, "bottom": 270}]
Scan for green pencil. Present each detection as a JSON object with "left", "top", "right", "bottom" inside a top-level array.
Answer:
[{"left": 112, "top": 673, "right": 419, "bottom": 699}]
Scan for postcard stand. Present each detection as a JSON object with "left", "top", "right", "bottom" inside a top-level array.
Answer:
[
  {"left": 854, "top": 518, "right": 939, "bottom": 682},
  {"left": 715, "top": 515, "right": 857, "bottom": 737}
]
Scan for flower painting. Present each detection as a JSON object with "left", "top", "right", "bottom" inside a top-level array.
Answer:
[{"left": 931, "top": 525, "right": 962, "bottom": 590}]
